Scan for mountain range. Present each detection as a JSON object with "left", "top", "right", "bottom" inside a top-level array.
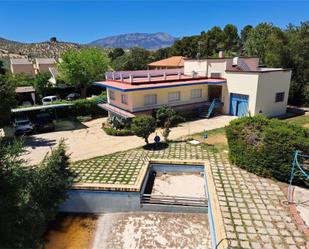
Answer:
[
  {"left": 0, "top": 32, "right": 176, "bottom": 60},
  {"left": 89, "top": 32, "right": 176, "bottom": 50}
]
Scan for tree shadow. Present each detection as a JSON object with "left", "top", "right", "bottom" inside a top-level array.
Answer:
[
  {"left": 24, "top": 136, "right": 57, "bottom": 150},
  {"left": 143, "top": 142, "right": 169, "bottom": 151}
]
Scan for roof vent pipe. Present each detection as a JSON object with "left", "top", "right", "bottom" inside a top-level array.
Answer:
[
  {"left": 129, "top": 74, "right": 133, "bottom": 83},
  {"left": 218, "top": 49, "right": 225, "bottom": 58},
  {"left": 120, "top": 73, "right": 123, "bottom": 81},
  {"left": 233, "top": 57, "right": 239, "bottom": 66},
  {"left": 163, "top": 72, "right": 167, "bottom": 80},
  {"left": 112, "top": 72, "right": 115, "bottom": 80}
]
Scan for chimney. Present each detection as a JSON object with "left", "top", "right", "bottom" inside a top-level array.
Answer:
[{"left": 218, "top": 49, "right": 225, "bottom": 58}]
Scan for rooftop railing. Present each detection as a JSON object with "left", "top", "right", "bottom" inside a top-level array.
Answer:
[{"left": 105, "top": 68, "right": 189, "bottom": 84}]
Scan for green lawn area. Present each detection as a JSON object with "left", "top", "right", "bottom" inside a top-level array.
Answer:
[{"left": 285, "top": 114, "right": 309, "bottom": 127}]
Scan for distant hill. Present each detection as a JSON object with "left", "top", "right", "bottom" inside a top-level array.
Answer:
[
  {"left": 0, "top": 37, "right": 83, "bottom": 60},
  {"left": 89, "top": 32, "right": 176, "bottom": 50}
]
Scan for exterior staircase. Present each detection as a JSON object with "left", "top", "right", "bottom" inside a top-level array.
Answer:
[{"left": 199, "top": 98, "right": 219, "bottom": 118}]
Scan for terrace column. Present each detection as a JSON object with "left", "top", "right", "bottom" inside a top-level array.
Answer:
[
  {"left": 163, "top": 72, "right": 167, "bottom": 80},
  {"left": 120, "top": 73, "right": 123, "bottom": 81},
  {"left": 147, "top": 73, "right": 151, "bottom": 82},
  {"left": 129, "top": 74, "right": 133, "bottom": 83},
  {"left": 178, "top": 71, "right": 181, "bottom": 79}
]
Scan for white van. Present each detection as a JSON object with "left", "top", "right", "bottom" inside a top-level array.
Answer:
[{"left": 42, "top": 96, "right": 60, "bottom": 105}]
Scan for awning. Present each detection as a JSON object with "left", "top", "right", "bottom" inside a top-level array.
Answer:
[
  {"left": 11, "top": 103, "right": 73, "bottom": 113},
  {"left": 98, "top": 103, "right": 135, "bottom": 119}
]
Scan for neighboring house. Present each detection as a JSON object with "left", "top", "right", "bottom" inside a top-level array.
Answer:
[
  {"left": 148, "top": 56, "right": 186, "bottom": 69},
  {"left": 34, "top": 58, "right": 56, "bottom": 74},
  {"left": 15, "top": 86, "right": 36, "bottom": 105},
  {"left": 96, "top": 56, "right": 291, "bottom": 119},
  {"left": 10, "top": 58, "right": 35, "bottom": 75}
]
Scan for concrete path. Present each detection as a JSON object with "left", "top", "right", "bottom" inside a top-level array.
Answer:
[{"left": 21, "top": 115, "right": 235, "bottom": 165}]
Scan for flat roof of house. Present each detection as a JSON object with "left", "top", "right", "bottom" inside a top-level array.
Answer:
[
  {"left": 36, "top": 58, "right": 56, "bottom": 64},
  {"left": 15, "top": 86, "right": 35, "bottom": 93},
  {"left": 96, "top": 77, "right": 226, "bottom": 92},
  {"left": 10, "top": 58, "right": 32, "bottom": 65},
  {"left": 148, "top": 56, "right": 186, "bottom": 67}
]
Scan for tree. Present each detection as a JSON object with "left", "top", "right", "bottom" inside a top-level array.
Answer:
[
  {"left": 0, "top": 75, "right": 16, "bottom": 126},
  {"left": 112, "top": 47, "right": 152, "bottom": 70},
  {"left": 285, "top": 22, "right": 309, "bottom": 106},
  {"left": 58, "top": 47, "right": 110, "bottom": 98},
  {"left": 240, "top": 25, "right": 253, "bottom": 45},
  {"left": 131, "top": 115, "right": 156, "bottom": 145},
  {"left": 108, "top": 48, "right": 125, "bottom": 61},
  {"left": 223, "top": 24, "right": 239, "bottom": 51},
  {"left": 32, "top": 72, "right": 52, "bottom": 98},
  {"left": 155, "top": 106, "right": 184, "bottom": 142},
  {"left": 0, "top": 139, "right": 72, "bottom": 248},
  {"left": 244, "top": 23, "right": 286, "bottom": 66}
]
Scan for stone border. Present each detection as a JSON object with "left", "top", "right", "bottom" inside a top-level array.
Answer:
[
  {"left": 204, "top": 161, "right": 228, "bottom": 249},
  {"left": 281, "top": 185, "right": 309, "bottom": 248}
]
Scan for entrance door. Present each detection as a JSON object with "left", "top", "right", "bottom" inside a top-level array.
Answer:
[
  {"left": 208, "top": 85, "right": 222, "bottom": 101},
  {"left": 229, "top": 93, "right": 249, "bottom": 116}
]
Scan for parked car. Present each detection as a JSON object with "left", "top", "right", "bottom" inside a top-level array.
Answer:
[
  {"left": 42, "top": 96, "right": 60, "bottom": 105},
  {"left": 13, "top": 117, "right": 34, "bottom": 136},
  {"left": 35, "top": 113, "right": 55, "bottom": 133},
  {"left": 66, "top": 92, "right": 80, "bottom": 101}
]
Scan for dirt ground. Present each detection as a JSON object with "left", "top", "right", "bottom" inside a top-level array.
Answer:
[
  {"left": 92, "top": 212, "right": 212, "bottom": 249},
  {"left": 152, "top": 172, "right": 206, "bottom": 197},
  {"left": 44, "top": 214, "right": 98, "bottom": 249}
]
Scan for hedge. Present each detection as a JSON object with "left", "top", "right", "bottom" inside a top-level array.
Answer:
[
  {"left": 226, "top": 115, "right": 309, "bottom": 186},
  {"left": 56, "top": 98, "right": 107, "bottom": 118}
]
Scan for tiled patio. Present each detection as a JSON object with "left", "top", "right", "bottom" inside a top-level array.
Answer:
[{"left": 70, "top": 142, "right": 308, "bottom": 248}]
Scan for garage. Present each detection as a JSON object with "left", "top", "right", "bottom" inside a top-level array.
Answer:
[{"left": 229, "top": 93, "right": 249, "bottom": 117}]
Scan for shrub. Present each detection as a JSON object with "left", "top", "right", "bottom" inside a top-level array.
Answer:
[
  {"left": 226, "top": 115, "right": 309, "bottom": 186},
  {"left": 102, "top": 126, "right": 133, "bottom": 136},
  {"left": 131, "top": 115, "right": 156, "bottom": 144},
  {"left": 56, "top": 97, "right": 107, "bottom": 118}
]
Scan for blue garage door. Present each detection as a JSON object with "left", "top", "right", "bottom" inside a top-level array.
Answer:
[{"left": 229, "top": 93, "right": 249, "bottom": 117}]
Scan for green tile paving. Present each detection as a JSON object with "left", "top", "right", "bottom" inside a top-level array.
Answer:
[
  {"left": 70, "top": 141, "right": 308, "bottom": 248},
  {"left": 71, "top": 141, "right": 210, "bottom": 185}
]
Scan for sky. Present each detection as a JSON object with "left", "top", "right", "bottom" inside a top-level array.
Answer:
[{"left": 1, "top": 0, "right": 308, "bottom": 44}]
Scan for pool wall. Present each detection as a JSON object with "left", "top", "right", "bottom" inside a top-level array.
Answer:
[{"left": 59, "top": 190, "right": 140, "bottom": 213}]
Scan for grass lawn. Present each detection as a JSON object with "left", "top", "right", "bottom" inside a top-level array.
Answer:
[{"left": 285, "top": 114, "right": 309, "bottom": 127}]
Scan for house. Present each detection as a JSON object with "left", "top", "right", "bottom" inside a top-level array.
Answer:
[
  {"left": 148, "top": 56, "right": 186, "bottom": 69},
  {"left": 34, "top": 58, "right": 56, "bottom": 74},
  {"left": 96, "top": 56, "right": 291, "bottom": 119},
  {"left": 15, "top": 86, "right": 36, "bottom": 105},
  {"left": 10, "top": 58, "right": 35, "bottom": 75}
]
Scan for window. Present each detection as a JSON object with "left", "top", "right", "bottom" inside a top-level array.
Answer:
[
  {"left": 168, "top": 91, "right": 180, "bottom": 102},
  {"left": 121, "top": 94, "right": 128, "bottom": 104},
  {"left": 191, "top": 89, "right": 202, "bottom": 99},
  {"left": 109, "top": 90, "right": 115, "bottom": 100},
  {"left": 144, "top": 94, "right": 157, "bottom": 106},
  {"left": 275, "top": 92, "right": 285, "bottom": 102}
]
